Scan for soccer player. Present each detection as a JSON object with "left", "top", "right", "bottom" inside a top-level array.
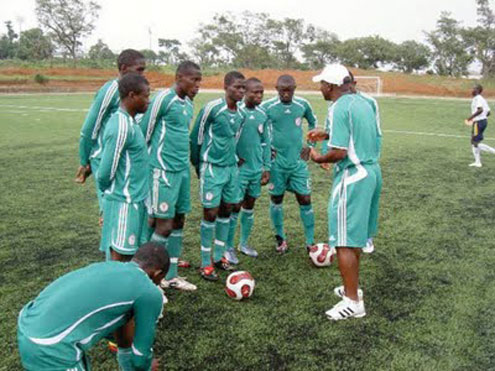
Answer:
[
  {"left": 190, "top": 71, "right": 246, "bottom": 281},
  {"left": 75, "top": 50, "right": 146, "bottom": 222},
  {"left": 261, "top": 75, "right": 317, "bottom": 253},
  {"left": 308, "top": 64, "right": 382, "bottom": 320},
  {"left": 140, "top": 61, "right": 202, "bottom": 291},
  {"left": 17, "top": 242, "right": 168, "bottom": 371},
  {"left": 224, "top": 78, "right": 271, "bottom": 264},
  {"left": 98, "top": 73, "right": 150, "bottom": 262},
  {"left": 466, "top": 84, "right": 494, "bottom": 167}
]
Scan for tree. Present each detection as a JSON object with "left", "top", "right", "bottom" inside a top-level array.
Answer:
[
  {"left": 88, "top": 39, "right": 114, "bottom": 60},
  {"left": 426, "top": 12, "right": 473, "bottom": 76},
  {"left": 337, "top": 36, "right": 396, "bottom": 69},
  {"left": 35, "top": 0, "right": 100, "bottom": 61},
  {"left": 158, "top": 38, "right": 188, "bottom": 65},
  {"left": 267, "top": 17, "right": 307, "bottom": 68},
  {"left": 302, "top": 28, "right": 340, "bottom": 69},
  {"left": 17, "top": 28, "right": 54, "bottom": 60},
  {"left": 0, "top": 21, "right": 18, "bottom": 59},
  {"left": 139, "top": 49, "right": 159, "bottom": 65},
  {"left": 394, "top": 40, "right": 431, "bottom": 73}
]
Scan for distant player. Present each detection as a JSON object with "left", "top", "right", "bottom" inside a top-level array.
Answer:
[
  {"left": 308, "top": 64, "right": 382, "bottom": 320},
  {"left": 17, "top": 242, "right": 167, "bottom": 371},
  {"left": 98, "top": 73, "right": 150, "bottom": 262},
  {"left": 76, "top": 49, "right": 146, "bottom": 222},
  {"left": 465, "top": 84, "right": 494, "bottom": 167},
  {"left": 261, "top": 75, "right": 317, "bottom": 253},
  {"left": 190, "top": 71, "right": 246, "bottom": 280},
  {"left": 225, "top": 78, "right": 271, "bottom": 264},
  {"left": 140, "top": 61, "right": 202, "bottom": 291}
]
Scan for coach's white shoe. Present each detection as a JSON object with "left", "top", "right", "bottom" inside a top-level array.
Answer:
[
  {"left": 161, "top": 277, "right": 197, "bottom": 291},
  {"left": 362, "top": 239, "right": 375, "bottom": 254},
  {"left": 334, "top": 285, "right": 363, "bottom": 300},
  {"left": 469, "top": 162, "right": 482, "bottom": 167},
  {"left": 326, "top": 295, "right": 366, "bottom": 321}
]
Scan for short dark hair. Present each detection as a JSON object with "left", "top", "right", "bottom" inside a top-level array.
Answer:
[
  {"left": 246, "top": 77, "right": 263, "bottom": 90},
  {"left": 133, "top": 242, "right": 170, "bottom": 274},
  {"left": 176, "top": 60, "right": 201, "bottom": 75},
  {"left": 117, "top": 49, "right": 145, "bottom": 71},
  {"left": 224, "top": 71, "right": 245, "bottom": 86},
  {"left": 474, "top": 84, "right": 483, "bottom": 93},
  {"left": 118, "top": 73, "right": 149, "bottom": 99},
  {"left": 276, "top": 74, "right": 296, "bottom": 86}
]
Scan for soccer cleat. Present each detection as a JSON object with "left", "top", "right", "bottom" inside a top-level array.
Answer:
[
  {"left": 333, "top": 285, "right": 363, "bottom": 300},
  {"left": 239, "top": 244, "right": 258, "bottom": 258},
  {"left": 225, "top": 247, "right": 239, "bottom": 265},
  {"left": 214, "top": 257, "right": 235, "bottom": 271},
  {"left": 326, "top": 295, "right": 366, "bottom": 321},
  {"left": 469, "top": 162, "right": 482, "bottom": 167},
  {"left": 275, "top": 235, "right": 288, "bottom": 254},
  {"left": 160, "top": 277, "right": 197, "bottom": 291},
  {"left": 306, "top": 244, "right": 314, "bottom": 253},
  {"left": 199, "top": 265, "right": 219, "bottom": 281},
  {"left": 362, "top": 239, "right": 375, "bottom": 254},
  {"left": 178, "top": 259, "right": 191, "bottom": 268}
]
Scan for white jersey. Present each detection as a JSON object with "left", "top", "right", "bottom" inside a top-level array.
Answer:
[{"left": 471, "top": 94, "right": 490, "bottom": 121}]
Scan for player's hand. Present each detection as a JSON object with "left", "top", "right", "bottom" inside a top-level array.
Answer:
[
  {"left": 320, "top": 163, "right": 331, "bottom": 171},
  {"left": 307, "top": 129, "right": 328, "bottom": 142},
  {"left": 75, "top": 165, "right": 91, "bottom": 184},
  {"left": 310, "top": 147, "right": 321, "bottom": 162},
  {"left": 261, "top": 171, "right": 270, "bottom": 185},
  {"left": 464, "top": 119, "right": 474, "bottom": 126},
  {"left": 151, "top": 359, "right": 160, "bottom": 371},
  {"left": 238, "top": 158, "right": 245, "bottom": 167},
  {"left": 300, "top": 147, "right": 311, "bottom": 161}
]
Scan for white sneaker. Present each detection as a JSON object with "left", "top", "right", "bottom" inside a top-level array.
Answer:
[
  {"left": 362, "top": 239, "right": 375, "bottom": 254},
  {"left": 326, "top": 295, "right": 366, "bottom": 320},
  {"left": 469, "top": 162, "right": 482, "bottom": 167},
  {"left": 160, "top": 277, "right": 197, "bottom": 291},
  {"left": 334, "top": 285, "right": 363, "bottom": 300}
]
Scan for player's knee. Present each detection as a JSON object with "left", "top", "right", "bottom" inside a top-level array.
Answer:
[
  {"left": 173, "top": 214, "right": 185, "bottom": 230},
  {"left": 271, "top": 195, "right": 284, "bottom": 205},
  {"left": 154, "top": 220, "right": 173, "bottom": 237},
  {"left": 296, "top": 194, "right": 311, "bottom": 206},
  {"left": 243, "top": 196, "right": 256, "bottom": 210},
  {"left": 218, "top": 202, "right": 233, "bottom": 218},
  {"left": 232, "top": 203, "right": 242, "bottom": 213},
  {"left": 204, "top": 208, "right": 218, "bottom": 222}
]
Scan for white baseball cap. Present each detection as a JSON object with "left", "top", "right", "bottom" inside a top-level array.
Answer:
[{"left": 312, "top": 64, "right": 350, "bottom": 85}]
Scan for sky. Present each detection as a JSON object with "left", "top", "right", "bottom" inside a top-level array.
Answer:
[{"left": 0, "top": 0, "right": 484, "bottom": 52}]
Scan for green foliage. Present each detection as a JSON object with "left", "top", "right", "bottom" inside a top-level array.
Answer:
[
  {"left": 0, "top": 21, "right": 18, "bottom": 59},
  {"left": 33, "top": 73, "right": 48, "bottom": 84},
  {"left": 88, "top": 39, "right": 115, "bottom": 62},
  {"left": 139, "top": 49, "right": 159, "bottom": 65},
  {"left": 17, "top": 28, "right": 53, "bottom": 60},
  {"left": 394, "top": 40, "right": 431, "bottom": 73},
  {"left": 337, "top": 36, "right": 396, "bottom": 69},
  {"left": 157, "top": 38, "right": 188, "bottom": 65},
  {"left": 302, "top": 28, "right": 340, "bottom": 69}
]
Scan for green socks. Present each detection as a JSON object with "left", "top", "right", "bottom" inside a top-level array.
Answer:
[
  {"left": 227, "top": 212, "right": 239, "bottom": 249},
  {"left": 270, "top": 202, "right": 285, "bottom": 239},
  {"left": 213, "top": 217, "right": 230, "bottom": 262},
  {"left": 151, "top": 232, "right": 168, "bottom": 249},
  {"left": 200, "top": 220, "right": 215, "bottom": 268},
  {"left": 299, "top": 204, "right": 315, "bottom": 245},
  {"left": 240, "top": 208, "right": 254, "bottom": 246},
  {"left": 165, "top": 229, "right": 183, "bottom": 280},
  {"left": 117, "top": 347, "right": 133, "bottom": 371}
]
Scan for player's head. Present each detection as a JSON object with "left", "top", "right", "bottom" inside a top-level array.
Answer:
[
  {"left": 276, "top": 75, "right": 296, "bottom": 103},
  {"left": 117, "top": 49, "right": 146, "bottom": 76},
  {"left": 176, "top": 61, "right": 202, "bottom": 100},
  {"left": 224, "top": 71, "right": 246, "bottom": 103},
  {"left": 472, "top": 84, "right": 483, "bottom": 96},
  {"left": 313, "top": 64, "right": 351, "bottom": 102},
  {"left": 132, "top": 242, "right": 170, "bottom": 285},
  {"left": 118, "top": 72, "right": 150, "bottom": 114},
  {"left": 244, "top": 77, "right": 264, "bottom": 107}
]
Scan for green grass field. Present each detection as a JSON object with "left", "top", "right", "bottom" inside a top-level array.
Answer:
[{"left": 1, "top": 91, "right": 495, "bottom": 370}]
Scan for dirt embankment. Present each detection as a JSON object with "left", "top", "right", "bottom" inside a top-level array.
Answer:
[{"left": 0, "top": 66, "right": 491, "bottom": 97}]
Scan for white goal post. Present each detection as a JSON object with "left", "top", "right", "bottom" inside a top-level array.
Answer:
[{"left": 354, "top": 76, "right": 383, "bottom": 96}]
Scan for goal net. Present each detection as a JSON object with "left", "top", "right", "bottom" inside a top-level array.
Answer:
[{"left": 354, "top": 76, "right": 383, "bottom": 96}]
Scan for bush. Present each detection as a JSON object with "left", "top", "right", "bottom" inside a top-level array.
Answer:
[{"left": 34, "top": 73, "right": 49, "bottom": 85}]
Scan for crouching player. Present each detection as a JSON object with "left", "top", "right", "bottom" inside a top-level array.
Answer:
[
  {"left": 17, "top": 242, "right": 168, "bottom": 371},
  {"left": 225, "top": 77, "right": 271, "bottom": 264},
  {"left": 309, "top": 64, "right": 382, "bottom": 320},
  {"left": 98, "top": 73, "right": 151, "bottom": 261}
]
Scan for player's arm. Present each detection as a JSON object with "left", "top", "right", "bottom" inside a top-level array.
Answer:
[
  {"left": 97, "top": 119, "right": 127, "bottom": 192},
  {"left": 468, "top": 107, "right": 483, "bottom": 121},
  {"left": 190, "top": 107, "right": 209, "bottom": 173},
  {"left": 140, "top": 94, "right": 164, "bottom": 144},
  {"left": 130, "top": 288, "right": 163, "bottom": 371},
  {"left": 303, "top": 100, "right": 318, "bottom": 147}
]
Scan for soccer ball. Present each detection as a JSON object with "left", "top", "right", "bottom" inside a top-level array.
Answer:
[
  {"left": 225, "top": 271, "right": 255, "bottom": 300},
  {"left": 309, "top": 243, "right": 336, "bottom": 267}
]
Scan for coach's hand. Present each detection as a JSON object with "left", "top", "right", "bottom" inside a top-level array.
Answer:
[
  {"left": 75, "top": 165, "right": 92, "bottom": 184},
  {"left": 261, "top": 171, "right": 270, "bottom": 185},
  {"left": 151, "top": 359, "right": 160, "bottom": 371},
  {"left": 307, "top": 129, "right": 328, "bottom": 142},
  {"left": 464, "top": 119, "right": 474, "bottom": 127},
  {"left": 320, "top": 163, "right": 331, "bottom": 171},
  {"left": 300, "top": 147, "right": 311, "bottom": 161}
]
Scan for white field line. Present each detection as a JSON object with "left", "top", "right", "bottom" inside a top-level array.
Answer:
[
  {"left": 0, "top": 104, "right": 87, "bottom": 112},
  {"left": 383, "top": 129, "right": 495, "bottom": 141}
]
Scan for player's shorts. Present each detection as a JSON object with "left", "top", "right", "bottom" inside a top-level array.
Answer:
[
  {"left": 236, "top": 170, "right": 263, "bottom": 200},
  {"left": 149, "top": 167, "right": 191, "bottom": 219},
  {"left": 100, "top": 199, "right": 148, "bottom": 257},
  {"left": 200, "top": 163, "right": 240, "bottom": 208},
  {"left": 18, "top": 326, "right": 91, "bottom": 371},
  {"left": 268, "top": 160, "right": 311, "bottom": 196},
  {"left": 328, "top": 163, "right": 382, "bottom": 249},
  {"left": 89, "top": 157, "right": 103, "bottom": 214},
  {"left": 472, "top": 119, "right": 488, "bottom": 142}
]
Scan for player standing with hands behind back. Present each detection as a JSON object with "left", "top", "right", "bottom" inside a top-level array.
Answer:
[{"left": 465, "top": 84, "right": 494, "bottom": 167}]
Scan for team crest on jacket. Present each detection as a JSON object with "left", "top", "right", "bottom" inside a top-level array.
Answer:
[
  {"left": 295, "top": 118, "right": 302, "bottom": 127},
  {"left": 159, "top": 202, "right": 169, "bottom": 213},
  {"left": 129, "top": 234, "right": 136, "bottom": 245},
  {"left": 268, "top": 183, "right": 274, "bottom": 191},
  {"left": 205, "top": 192, "right": 214, "bottom": 201},
  {"left": 258, "top": 124, "right": 264, "bottom": 134}
]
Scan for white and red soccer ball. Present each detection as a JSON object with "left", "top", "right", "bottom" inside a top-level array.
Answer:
[
  {"left": 308, "top": 243, "right": 336, "bottom": 267},
  {"left": 225, "top": 271, "right": 255, "bottom": 300}
]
